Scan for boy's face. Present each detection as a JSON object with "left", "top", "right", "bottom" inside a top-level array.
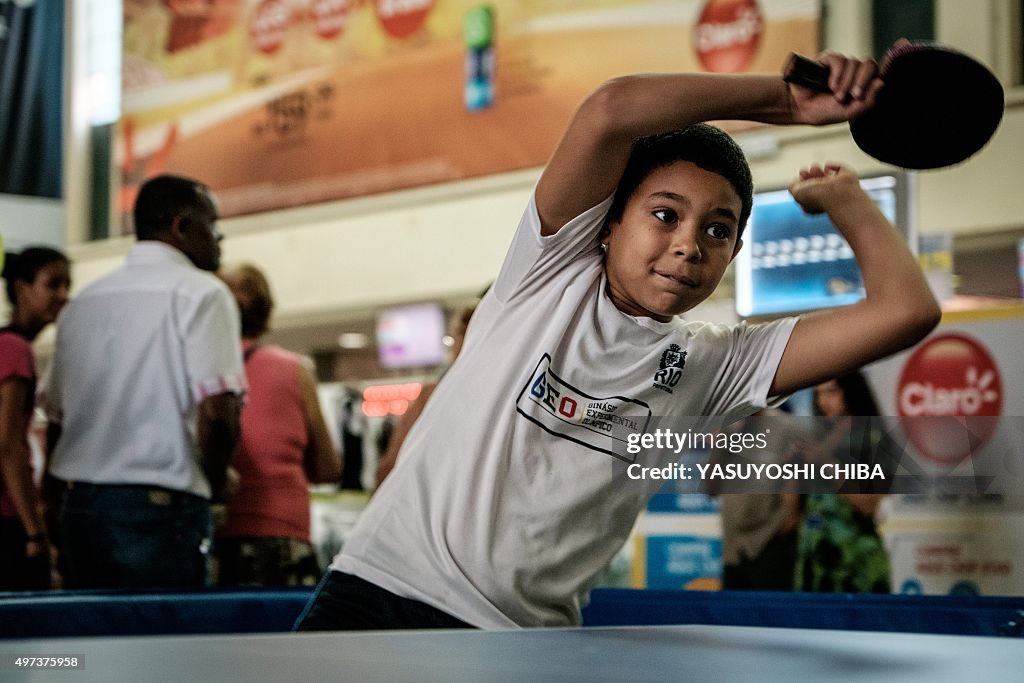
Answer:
[{"left": 604, "top": 161, "right": 743, "bottom": 321}]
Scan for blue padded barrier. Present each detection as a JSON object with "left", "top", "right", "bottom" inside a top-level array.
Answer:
[
  {"left": 0, "top": 587, "right": 313, "bottom": 639},
  {"left": 580, "top": 589, "right": 1024, "bottom": 637},
  {"left": 3, "top": 587, "right": 1024, "bottom": 639}
]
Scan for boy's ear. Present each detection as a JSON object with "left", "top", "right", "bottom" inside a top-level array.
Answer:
[{"left": 730, "top": 238, "right": 744, "bottom": 261}]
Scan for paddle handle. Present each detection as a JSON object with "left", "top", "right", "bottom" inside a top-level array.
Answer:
[{"left": 782, "top": 53, "right": 833, "bottom": 93}]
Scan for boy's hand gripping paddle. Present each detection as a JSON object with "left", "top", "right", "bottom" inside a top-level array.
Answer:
[{"left": 783, "top": 41, "right": 1004, "bottom": 169}]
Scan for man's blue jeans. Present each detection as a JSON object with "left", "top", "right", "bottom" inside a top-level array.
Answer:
[{"left": 60, "top": 482, "right": 212, "bottom": 589}]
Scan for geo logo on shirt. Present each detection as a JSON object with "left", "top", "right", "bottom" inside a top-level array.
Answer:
[{"left": 517, "top": 354, "right": 651, "bottom": 462}]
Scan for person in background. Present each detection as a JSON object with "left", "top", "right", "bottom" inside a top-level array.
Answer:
[
  {"left": 374, "top": 301, "right": 478, "bottom": 488},
  {"left": 216, "top": 263, "right": 341, "bottom": 586},
  {"left": 0, "top": 247, "right": 70, "bottom": 590},
  {"left": 795, "top": 370, "right": 893, "bottom": 593},
  {"left": 708, "top": 407, "right": 804, "bottom": 591},
  {"left": 45, "top": 175, "right": 244, "bottom": 589}
]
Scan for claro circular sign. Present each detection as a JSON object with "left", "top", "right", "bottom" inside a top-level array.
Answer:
[
  {"left": 311, "top": 0, "right": 352, "bottom": 40},
  {"left": 694, "top": 0, "right": 763, "bottom": 73},
  {"left": 897, "top": 332, "right": 1003, "bottom": 465},
  {"left": 250, "top": 0, "right": 291, "bottom": 55},
  {"left": 375, "top": 0, "right": 436, "bottom": 40}
]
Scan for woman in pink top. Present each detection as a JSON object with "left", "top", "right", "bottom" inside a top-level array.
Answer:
[
  {"left": 216, "top": 263, "right": 341, "bottom": 586},
  {"left": 1, "top": 246, "right": 70, "bottom": 590}
]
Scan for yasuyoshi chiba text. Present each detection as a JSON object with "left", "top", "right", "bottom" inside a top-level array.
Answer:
[{"left": 625, "top": 462, "right": 887, "bottom": 481}]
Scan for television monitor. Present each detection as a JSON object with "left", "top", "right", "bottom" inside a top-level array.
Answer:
[
  {"left": 375, "top": 302, "right": 447, "bottom": 370},
  {"left": 735, "top": 174, "right": 913, "bottom": 318}
]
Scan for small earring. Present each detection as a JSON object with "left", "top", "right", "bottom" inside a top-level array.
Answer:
[{"left": 600, "top": 242, "right": 609, "bottom": 253}]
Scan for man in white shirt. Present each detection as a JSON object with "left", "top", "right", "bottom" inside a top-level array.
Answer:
[{"left": 45, "top": 175, "right": 246, "bottom": 589}]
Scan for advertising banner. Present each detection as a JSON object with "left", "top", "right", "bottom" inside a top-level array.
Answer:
[
  {"left": 636, "top": 534, "right": 722, "bottom": 590},
  {"left": 118, "top": 0, "right": 820, "bottom": 231},
  {"left": 865, "top": 306, "right": 1024, "bottom": 595}
]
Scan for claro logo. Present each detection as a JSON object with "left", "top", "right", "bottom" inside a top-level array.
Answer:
[
  {"left": 897, "top": 332, "right": 1003, "bottom": 465},
  {"left": 694, "top": 0, "right": 763, "bottom": 73},
  {"left": 250, "top": 0, "right": 291, "bottom": 55},
  {"left": 311, "top": 0, "right": 352, "bottom": 40},
  {"left": 375, "top": 0, "right": 436, "bottom": 40}
]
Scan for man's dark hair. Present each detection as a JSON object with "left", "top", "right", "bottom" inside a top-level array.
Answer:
[
  {"left": 133, "top": 175, "right": 212, "bottom": 240},
  {"left": 606, "top": 123, "right": 753, "bottom": 239},
  {"left": 3, "top": 246, "right": 69, "bottom": 305}
]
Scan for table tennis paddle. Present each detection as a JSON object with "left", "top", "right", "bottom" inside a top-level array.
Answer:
[{"left": 783, "top": 41, "right": 1004, "bottom": 169}]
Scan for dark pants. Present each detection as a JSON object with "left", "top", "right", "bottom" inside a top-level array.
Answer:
[
  {"left": 722, "top": 531, "right": 798, "bottom": 591},
  {"left": 0, "top": 517, "right": 50, "bottom": 591},
  {"left": 294, "top": 570, "right": 475, "bottom": 631},
  {"left": 60, "top": 483, "right": 212, "bottom": 590}
]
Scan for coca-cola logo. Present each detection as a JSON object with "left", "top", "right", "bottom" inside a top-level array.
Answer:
[
  {"left": 250, "top": 0, "right": 291, "bottom": 55},
  {"left": 311, "top": 0, "right": 351, "bottom": 40},
  {"left": 694, "top": 0, "right": 763, "bottom": 73},
  {"left": 375, "top": 0, "right": 435, "bottom": 40},
  {"left": 897, "top": 333, "right": 1003, "bottom": 465}
]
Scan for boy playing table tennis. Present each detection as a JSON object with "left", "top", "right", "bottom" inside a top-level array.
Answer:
[{"left": 297, "top": 53, "right": 940, "bottom": 630}]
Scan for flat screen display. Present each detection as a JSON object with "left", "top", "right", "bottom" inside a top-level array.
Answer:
[
  {"left": 735, "top": 174, "right": 909, "bottom": 318},
  {"left": 375, "top": 303, "right": 447, "bottom": 370}
]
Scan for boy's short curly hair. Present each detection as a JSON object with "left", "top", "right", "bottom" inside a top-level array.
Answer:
[{"left": 606, "top": 123, "right": 753, "bottom": 239}]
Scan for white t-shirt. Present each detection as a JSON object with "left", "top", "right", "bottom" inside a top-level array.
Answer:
[
  {"left": 45, "top": 242, "right": 246, "bottom": 499},
  {"left": 333, "top": 194, "right": 796, "bottom": 628}
]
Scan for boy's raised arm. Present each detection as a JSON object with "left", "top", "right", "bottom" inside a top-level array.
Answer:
[
  {"left": 535, "top": 55, "right": 883, "bottom": 236},
  {"left": 770, "top": 164, "right": 941, "bottom": 397}
]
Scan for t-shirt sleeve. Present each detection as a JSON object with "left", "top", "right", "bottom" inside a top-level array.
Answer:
[
  {"left": 181, "top": 282, "right": 247, "bottom": 403},
  {"left": 492, "top": 191, "right": 614, "bottom": 303},
  {"left": 701, "top": 317, "right": 798, "bottom": 421},
  {"left": 0, "top": 334, "right": 33, "bottom": 385}
]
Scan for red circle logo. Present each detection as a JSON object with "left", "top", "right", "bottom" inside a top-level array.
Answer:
[
  {"left": 897, "top": 333, "right": 1003, "bottom": 465},
  {"left": 311, "top": 0, "right": 352, "bottom": 40},
  {"left": 374, "top": 0, "right": 436, "bottom": 40},
  {"left": 694, "top": 0, "right": 763, "bottom": 73},
  {"left": 250, "top": 0, "right": 291, "bottom": 55}
]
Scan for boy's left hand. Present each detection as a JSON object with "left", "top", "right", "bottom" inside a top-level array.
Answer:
[
  {"left": 789, "top": 163, "right": 863, "bottom": 215},
  {"left": 787, "top": 52, "right": 883, "bottom": 125}
]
